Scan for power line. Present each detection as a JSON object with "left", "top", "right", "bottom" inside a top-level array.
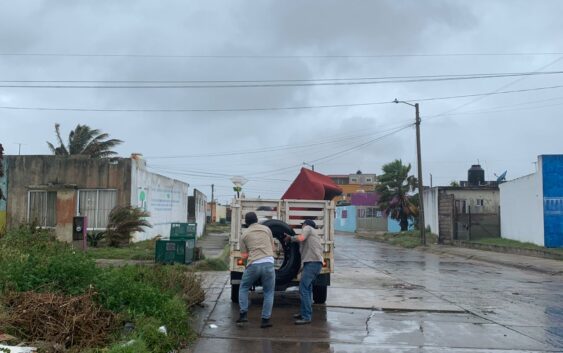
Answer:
[
  {"left": 2, "top": 70, "right": 563, "bottom": 84},
  {"left": 2, "top": 71, "right": 563, "bottom": 89},
  {"left": 426, "top": 101, "right": 563, "bottom": 118},
  {"left": 144, "top": 123, "right": 412, "bottom": 159},
  {"left": 2, "top": 84, "right": 563, "bottom": 113},
  {"left": 2, "top": 52, "right": 563, "bottom": 59},
  {"left": 146, "top": 126, "right": 409, "bottom": 180},
  {"left": 428, "top": 56, "right": 563, "bottom": 120},
  {"left": 309, "top": 124, "right": 414, "bottom": 165},
  {"left": 248, "top": 123, "right": 413, "bottom": 177}
]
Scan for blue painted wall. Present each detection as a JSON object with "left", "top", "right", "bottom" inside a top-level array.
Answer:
[
  {"left": 387, "top": 216, "right": 414, "bottom": 233},
  {"left": 542, "top": 155, "right": 563, "bottom": 248},
  {"left": 335, "top": 206, "right": 357, "bottom": 232}
]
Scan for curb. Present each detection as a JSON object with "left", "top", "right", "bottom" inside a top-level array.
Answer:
[
  {"left": 455, "top": 241, "right": 563, "bottom": 261},
  {"left": 355, "top": 234, "right": 563, "bottom": 276},
  {"left": 425, "top": 246, "right": 563, "bottom": 276}
]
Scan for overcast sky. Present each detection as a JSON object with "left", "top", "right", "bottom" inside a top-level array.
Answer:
[{"left": 1, "top": 0, "right": 562, "bottom": 203}]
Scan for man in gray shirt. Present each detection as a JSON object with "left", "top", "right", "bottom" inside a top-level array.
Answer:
[
  {"left": 284, "top": 219, "right": 323, "bottom": 325},
  {"left": 236, "top": 212, "right": 276, "bottom": 328}
]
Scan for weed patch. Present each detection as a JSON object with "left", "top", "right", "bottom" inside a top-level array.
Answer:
[{"left": 0, "top": 228, "right": 204, "bottom": 352}]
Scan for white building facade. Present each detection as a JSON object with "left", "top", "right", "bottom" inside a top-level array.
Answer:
[{"left": 499, "top": 155, "right": 563, "bottom": 248}]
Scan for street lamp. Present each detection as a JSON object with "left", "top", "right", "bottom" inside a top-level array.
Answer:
[
  {"left": 393, "top": 98, "right": 426, "bottom": 246},
  {"left": 230, "top": 176, "right": 248, "bottom": 199}
]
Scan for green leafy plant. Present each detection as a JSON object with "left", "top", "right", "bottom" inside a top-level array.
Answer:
[
  {"left": 104, "top": 206, "right": 152, "bottom": 247},
  {"left": 88, "top": 231, "right": 106, "bottom": 247}
]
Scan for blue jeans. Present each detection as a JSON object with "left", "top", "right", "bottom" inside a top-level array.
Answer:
[
  {"left": 239, "top": 262, "right": 276, "bottom": 319},
  {"left": 299, "top": 261, "right": 322, "bottom": 321}
]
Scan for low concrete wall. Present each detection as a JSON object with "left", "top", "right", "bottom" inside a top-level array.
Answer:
[{"left": 457, "top": 241, "right": 563, "bottom": 261}]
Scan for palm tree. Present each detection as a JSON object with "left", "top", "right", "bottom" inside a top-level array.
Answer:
[
  {"left": 104, "top": 206, "right": 152, "bottom": 247},
  {"left": 376, "top": 159, "right": 418, "bottom": 231},
  {"left": 47, "top": 123, "right": 123, "bottom": 158}
]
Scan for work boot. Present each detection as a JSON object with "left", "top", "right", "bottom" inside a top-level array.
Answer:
[
  {"left": 260, "top": 318, "right": 273, "bottom": 328},
  {"left": 294, "top": 319, "right": 311, "bottom": 325},
  {"left": 236, "top": 312, "right": 248, "bottom": 326},
  {"left": 292, "top": 313, "right": 302, "bottom": 319}
]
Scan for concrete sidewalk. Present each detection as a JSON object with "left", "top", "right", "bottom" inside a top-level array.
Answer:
[
  {"left": 426, "top": 244, "right": 563, "bottom": 276},
  {"left": 197, "top": 232, "right": 228, "bottom": 259}
]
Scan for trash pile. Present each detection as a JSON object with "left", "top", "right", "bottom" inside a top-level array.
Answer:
[{"left": 1, "top": 291, "right": 117, "bottom": 351}]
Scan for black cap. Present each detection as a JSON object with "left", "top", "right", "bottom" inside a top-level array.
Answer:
[
  {"left": 245, "top": 212, "right": 258, "bottom": 226},
  {"left": 301, "top": 219, "right": 316, "bottom": 228}
]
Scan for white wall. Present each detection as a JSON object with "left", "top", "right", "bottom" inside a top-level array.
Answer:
[
  {"left": 423, "top": 188, "right": 440, "bottom": 234},
  {"left": 215, "top": 204, "right": 227, "bottom": 221},
  {"left": 499, "top": 172, "right": 544, "bottom": 246},
  {"left": 193, "top": 189, "right": 207, "bottom": 238},
  {"left": 130, "top": 159, "right": 189, "bottom": 241}
]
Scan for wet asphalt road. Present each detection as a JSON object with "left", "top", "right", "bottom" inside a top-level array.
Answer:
[{"left": 192, "top": 233, "right": 563, "bottom": 352}]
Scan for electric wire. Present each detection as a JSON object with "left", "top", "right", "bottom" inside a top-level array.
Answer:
[
  {"left": 2, "top": 70, "right": 563, "bottom": 85},
  {"left": 2, "top": 84, "right": 563, "bottom": 113},
  {"left": 144, "top": 122, "right": 412, "bottom": 159},
  {"left": 426, "top": 56, "right": 563, "bottom": 121},
  {"left": 2, "top": 71, "right": 563, "bottom": 89},
  {"left": 2, "top": 52, "right": 563, "bottom": 59}
]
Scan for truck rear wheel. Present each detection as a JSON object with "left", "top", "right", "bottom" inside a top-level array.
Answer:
[
  {"left": 262, "top": 219, "right": 301, "bottom": 286},
  {"left": 231, "top": 284, "right": 240, "bottom": 303},
  {"left": 313, "top": 285, "right": 327, "bottom": 304}
]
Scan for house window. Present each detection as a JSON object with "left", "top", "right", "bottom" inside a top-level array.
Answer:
[
  {"left": 476, "top": 199, "right": 484, "bottom": 206},
  {"left": 366, "top": 178, "right": 372, "bottom": 182},
  {"left": 77, "top": 189, "right": 117, "bottom": 229},
  {"left": 350, "top": 178, "right": 358, "bottom": 183},
  {"left": 376, "top": 210, "right": 383, "bottom": 218},
  {"left": 28, "top": 191, "right": 57, "bottom": 227}
]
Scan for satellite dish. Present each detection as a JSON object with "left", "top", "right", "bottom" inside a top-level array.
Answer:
[{"left": 496, "top": 171, "right": 507, "bottom": 183}]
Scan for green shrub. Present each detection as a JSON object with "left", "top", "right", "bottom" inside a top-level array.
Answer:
[
  {"left": 0, "top": 229, "right": 98, "bottom": 295},
  {"left": 135, "top": 317, "right": 180, "bottom": 353},
  {"left": 141, "top": 265, "right": 205, "bottom": 308},
  {"left": 105, "top": 339, "right": 150, "bottom": 353},
  {"left": 94, "top": 266, "right": 170, "bottom": 318},
  {"left": 94, "top": 266, "right": 193, "bottom": 350}
]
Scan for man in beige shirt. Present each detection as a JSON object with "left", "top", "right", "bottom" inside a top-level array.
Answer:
[
  {"left": 236, "top": 212, "right": 276, "bottom": 328},
  {"left": 284, "top": 219, "right": 323, "bottom": 325}
]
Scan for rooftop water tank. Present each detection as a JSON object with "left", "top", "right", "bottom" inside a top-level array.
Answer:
[{"left": 468, "top": 164, "right": 485, "bottom": 186}]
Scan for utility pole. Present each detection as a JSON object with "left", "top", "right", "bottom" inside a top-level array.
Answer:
[
  {"left": 211, "top": 184, "right": 215, "bottom": 203},
  {"left": 414, "top": 103, "right": 426, "bottom": 246},
  {"left": 394, "top": 99, "right": 426, "bottom": 246}
]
